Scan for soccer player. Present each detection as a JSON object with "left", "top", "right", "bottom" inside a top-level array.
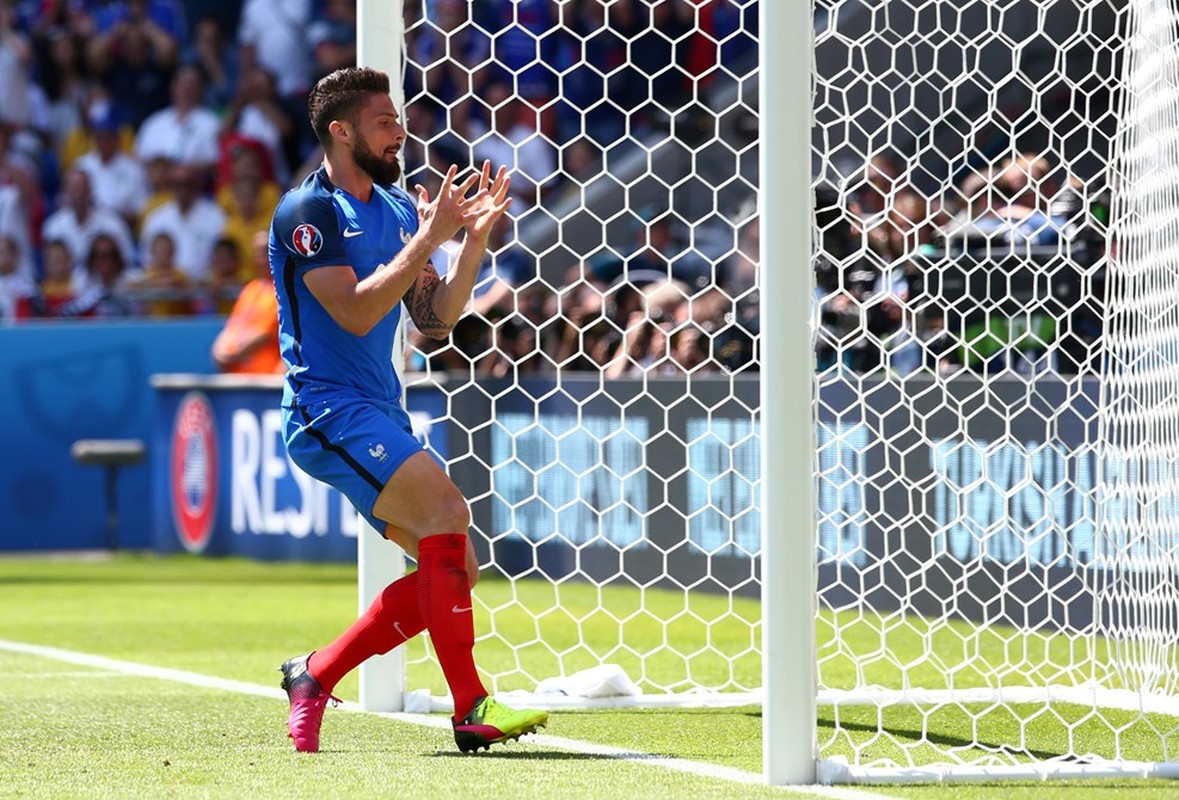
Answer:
[{"left": 271, "top": 66, "right": 548, "bottom": 753}]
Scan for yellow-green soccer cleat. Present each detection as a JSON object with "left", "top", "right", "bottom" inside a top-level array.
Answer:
[{"left": 452, "top": 696, "right": 549, "bottom": 753}]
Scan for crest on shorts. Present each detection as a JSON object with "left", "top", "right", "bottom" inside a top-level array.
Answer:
[{"left": 292, "top": 223, "right": 323, "bottom": 257}]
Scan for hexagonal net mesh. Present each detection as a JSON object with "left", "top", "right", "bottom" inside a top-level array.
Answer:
[
  {"left": 809, "top": 0, "right": 1179, "bottom": 782},
  {"left": 397, "top": 0, "right": 761, "bottom": 711},
  {"left": 1096, "top": 0, "right": 1179, "bottom": 703},
  {"left": 388, "top": 0, "right": 1179, "bottom": 780}
]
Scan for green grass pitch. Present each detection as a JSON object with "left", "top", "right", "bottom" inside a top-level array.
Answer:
[{"left": 0, "top": 553, "right": 1176, "bottom": 799}]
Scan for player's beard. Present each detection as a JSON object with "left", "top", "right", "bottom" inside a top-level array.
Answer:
[{"left": 352, "top": 132, "right": 402, "bottom": 187}]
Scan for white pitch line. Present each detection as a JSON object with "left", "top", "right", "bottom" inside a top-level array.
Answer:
[
  {"left": 375, "top": 715, "right": 891, "bottom": 800},
  {"left": 0, "top": 639, "right": 890, "bottom": 800},
  {"left": 0, "top": 639, "right": 287, "bottom": 701},
  {"left": 9, "top": 671, "right": 127, "bottom": 679},
  {"left": 378, "top": 711, "right": 769, "bottom": 785}
]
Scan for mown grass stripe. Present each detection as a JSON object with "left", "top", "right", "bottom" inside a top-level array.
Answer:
[{"left": 0, "top": 638, "right": 890, "bottom": 799}]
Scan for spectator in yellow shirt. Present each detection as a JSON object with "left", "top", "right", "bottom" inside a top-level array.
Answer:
[
  {"left": 217, "top": 141, "right": 279, "bottom": 281},
  {"left": 205, "top": 236, "right": 244, "bottom": 315},
  {"left": 211, "top": 230, "right": 282, "bottom": 374},
  {"left": 126, "top": 230, "right": 194, "bottom": 317}
]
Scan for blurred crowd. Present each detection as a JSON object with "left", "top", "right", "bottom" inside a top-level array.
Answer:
[
  {"left": 403, "top": 0, "right": 761, "bottom": 378},
  {"left": 0, "top": 0, "right": 1117, "bottom": 381},
  {"left": 0, "top": 0, "right": 764, "bottom": 377},
  {"left": 813, "top": 148, "right": 1108, "bottom": 377},
  {"left": 0, "top": 0, "right": 351, "bottom": 325}
]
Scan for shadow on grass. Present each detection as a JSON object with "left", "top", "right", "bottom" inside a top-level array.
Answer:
[
  {"left": 430, "top": 750, "right": 677, "bottom": 761},
  {"left": 0, "top": 555, "right": 356, "bottom": 585},
  {"left": 0, "top": 557, "right": 538, "bottom": 586},
  {"left": 753, "top": 708, "right": 1065, "bottom": 761},
  {"left": 0, "top": 574, "right": 345, "bottom": 586},
  {"left": 817, "top": 716, "right": 1064, "bottom": 761}
]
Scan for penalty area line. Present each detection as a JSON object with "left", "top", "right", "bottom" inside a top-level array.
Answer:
[{"left": 0, "top": 639, "right": 889, "bottom": 800}]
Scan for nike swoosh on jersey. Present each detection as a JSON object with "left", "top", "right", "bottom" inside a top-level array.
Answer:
[
  {"left": 343, "top": 228, "right": 364, "bottom": 238},
  {"left": 451, "top": 605, "right": 472, "bottom": 614}
]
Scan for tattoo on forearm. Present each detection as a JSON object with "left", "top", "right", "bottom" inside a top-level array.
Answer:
[{"left": 407, "top": 267, "right": 454, "bottom": 339}]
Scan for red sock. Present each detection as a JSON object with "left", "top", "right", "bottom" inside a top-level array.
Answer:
[
  {"left": 416, "top": 533, "right": 487, "bottom": 721},
  {"left": 307, "top": 571, "right": 425, "bottom": 694}
]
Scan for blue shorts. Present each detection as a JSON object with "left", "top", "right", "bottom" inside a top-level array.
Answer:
[{"left": 283, "top": 394, "right": 425, "bottom": 533}]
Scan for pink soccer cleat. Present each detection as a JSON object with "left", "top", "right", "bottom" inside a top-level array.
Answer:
[{"left": 279, "top": 652, "right": 339, "bottom": 753}]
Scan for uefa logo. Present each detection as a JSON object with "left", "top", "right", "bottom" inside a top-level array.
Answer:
[
  {"left": 170, "top": 391, "right": 218, "bottom": 553},
  {"left": 291, "top": 223, "right": 323, "bottom": 257}
]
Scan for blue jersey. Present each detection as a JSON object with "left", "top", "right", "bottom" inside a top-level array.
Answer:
[{"left": 270, "top": 166, "right": 419, "bottom": 407}]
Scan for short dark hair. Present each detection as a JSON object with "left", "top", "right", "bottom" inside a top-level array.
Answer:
[
  {"left": 88, "top": 234, "right": 125, "bottom": 269},
  {"left": 307, "top": 67, "right": 391, "bottom": 150}
]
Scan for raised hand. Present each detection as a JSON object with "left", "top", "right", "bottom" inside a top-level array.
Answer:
[
  {"left": 461, "top": 161, "right": 513, "bottom": 243},
  {"left": 414, "top": 164, "right": 485, "bottom": 247}
]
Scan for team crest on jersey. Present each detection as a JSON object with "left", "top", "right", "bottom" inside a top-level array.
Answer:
[
  {"left": 292, "top": 223, "right": 323, "bottom": 256},
  {"left": 400, "top": 228, "right": 411, "bottom": 245},
  {"left": 170, "top": 391, "right": 218, "bottom": 553}
]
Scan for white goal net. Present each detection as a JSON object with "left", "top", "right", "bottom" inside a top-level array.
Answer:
[
  {"left": 1097, "top": 0, "right": 1179, "bottom": 706},
  {"left": 395, "top": 0, "right": 762, "bottom": 712},
  {"left": 809, "top": 0, "right": 1179, "bottom": 784},
  {"left": 376, "top": 0, "right": 1179, "bottom": 785}
]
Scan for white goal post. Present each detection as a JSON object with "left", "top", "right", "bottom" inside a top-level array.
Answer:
[
  {"left": 761, "top": 0, "right": 818, "bottom": 787},
  {"left": 355, "top": 0, "right": 408, "bottom": 716},
  {"left": 350, "top": 0, "right": 1179, "bottom": 788}
]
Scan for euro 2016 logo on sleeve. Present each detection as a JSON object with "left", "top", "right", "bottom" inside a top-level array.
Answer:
[
  {"left": 292, "top": 223, "right": 323, "bottom": 257},
  {"left": 170, "top": 392, "right": 218, "bottom": 553}
]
